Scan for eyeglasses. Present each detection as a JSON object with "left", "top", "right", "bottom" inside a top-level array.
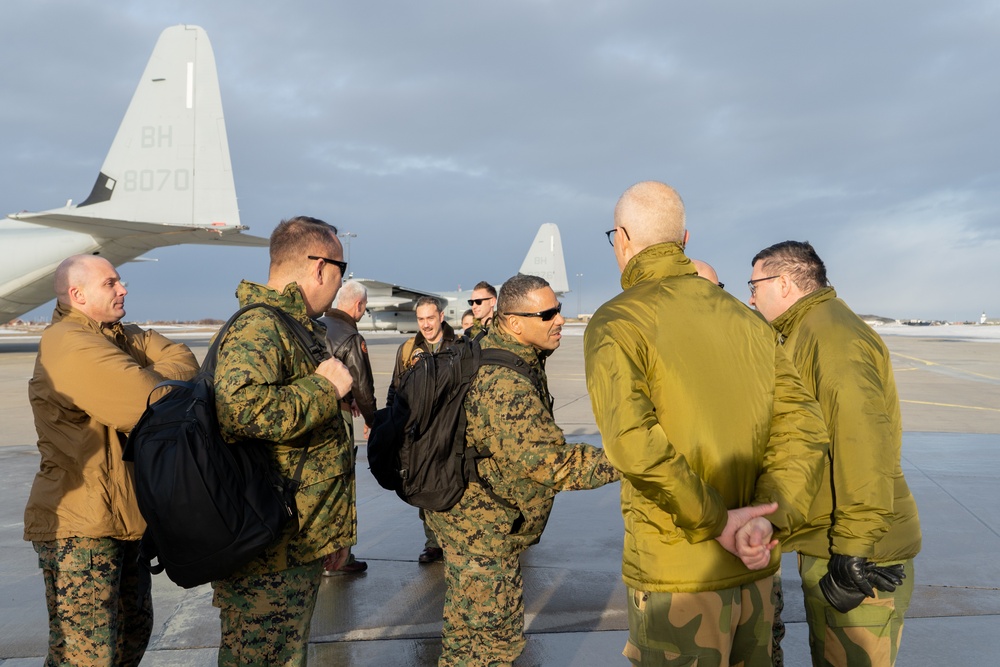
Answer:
[
  {"left": 605, "top": 226, "right": 630, "bottom": 247},
  {"left": 747, "top": 275, "right": 781, "bottom": 296},
  {"left": 308, "top": 255, "right": 347, "bottom": 276},
  {"left": 505, "top": 303, "right": 562, "bottom": 322},
  {"left": 468, "top": 297, "right": 494, "bottom": 306}
]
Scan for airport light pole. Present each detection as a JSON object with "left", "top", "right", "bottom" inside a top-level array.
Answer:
[
  {"left": 575, "top": 273, "right": 583, "bottom": 318},
  {"left": 339, "top": 232, "right": 357, "bottom": 274}
]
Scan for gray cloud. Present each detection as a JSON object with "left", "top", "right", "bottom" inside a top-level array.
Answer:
[{"left": 2, "top": 0, "right": 996, "bottom": 323}]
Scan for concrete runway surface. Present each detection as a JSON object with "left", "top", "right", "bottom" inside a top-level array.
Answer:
[{"left": 0, "top": 323, "right": 997, "bottom": 665}]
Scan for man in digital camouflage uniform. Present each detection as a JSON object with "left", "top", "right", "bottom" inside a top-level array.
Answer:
[
  {"left": 585, "top": 181, "right": 830, "bottom": 666},
  {"left": 213, "top": 216, "right": 356, "bottom": 666},
  {"left": 749, "top": 240, "right": 920, "bottom": 667},
  {"left": 426, "top": 273, "right": 621, "bottom": 667},
  {"left": 25, "top": 254, "right": 199, "bottom": 667}
]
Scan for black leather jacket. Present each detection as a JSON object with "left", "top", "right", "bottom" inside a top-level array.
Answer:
[{"left": 319, "top": 309, "right": 377, "bottom": 427}]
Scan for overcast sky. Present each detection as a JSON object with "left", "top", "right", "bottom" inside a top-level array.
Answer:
[{"left": 3, "top": 1, "right": 997, "bottom": 323}]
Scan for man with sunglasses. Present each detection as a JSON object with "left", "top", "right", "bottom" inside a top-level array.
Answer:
[
  {"left": 749, "top": 241, "right": 920, "bottom": 667},
  {"left": 212, "top": 215, "right": 356, "bottom": 665},
  {"left": 585, "top": 181, "right": 829, "bottom": 666},
  {"left": 464, "top": 280, "right": 497, "bottom": 339},
  {"left": 387, "top": 295, "right": 459, "bottom": 564},
  {"left": 426, "top": 273, "right": 620, "bottom": 666}
]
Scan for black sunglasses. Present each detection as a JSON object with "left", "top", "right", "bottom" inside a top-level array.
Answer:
[
  {"left": 307, "top": 255, "right": 347, "bottom": 276},
  {"left": 504, "top": 303, "right": 562, "bottom": 322},
  {"left": 468, "top": 297, "right": 494, "bottom": 306}
]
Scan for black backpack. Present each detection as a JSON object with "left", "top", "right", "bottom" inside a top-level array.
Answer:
[
  {"left": 368, "top": 336, "right": 544, "bottom": 511},
  {"left": 123, "top": 303, "right": 329, "bottom": 589}
]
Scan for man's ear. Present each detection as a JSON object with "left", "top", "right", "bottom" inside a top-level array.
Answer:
[{"left": 68, "top": 285, "right": 86, "bottom": 305}]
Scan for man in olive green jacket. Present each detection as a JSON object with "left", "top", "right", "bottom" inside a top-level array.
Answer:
[
  {"left": 427, "top": 273, "right": 620, "bottom": 667},
  {"left": 25, "top": 254, "right": 199, "bottom": 667},
  {"left": 750, "top": 240, "right": 921, "bottom": 667},
  {"left": 586, "top": 181, "right": 830, "bottom": 666},
  {"left": 213, "top": 216, "right": 355, "bottom": 666}
]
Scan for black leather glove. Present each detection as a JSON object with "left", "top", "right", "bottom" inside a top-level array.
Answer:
[
  {"left": 819, "top": 555, "right": 875, "bottom": 613},
  {"left": 867, "top": 562, "right": 905, "bottom": 592}
]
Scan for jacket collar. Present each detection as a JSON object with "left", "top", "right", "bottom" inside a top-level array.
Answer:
[
  {"left": 621, "top": 242, "right": 695, "bottom": 291},
  {"left": 325, "top": 308, "right": 359, "bottom": 332},
  {"left": 484, "top": 322, "right": 544, "bottom": 368},
  {"left": 413, "top": 320, "right": 457, "bottom": 348},
  {"left": 771, "top": 286, "right": 837, "bottom": 338},
  {"left": 52, "top": 301, "right": 128, "bottom": 346},
  {"left": 235, "top": 279, "right": 311, "bottom": 324}
]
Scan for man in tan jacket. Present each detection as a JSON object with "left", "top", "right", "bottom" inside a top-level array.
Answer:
[{"left": 24, "top": 255, "right": 199, "bottom": 667}]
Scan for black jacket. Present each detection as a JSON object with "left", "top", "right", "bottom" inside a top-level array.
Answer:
[
  {"left": 319, "top": 309, "right": 377, "bottom": 427},
  {"left": 386, "top": 321, "right": 457, "bottom": 407}
]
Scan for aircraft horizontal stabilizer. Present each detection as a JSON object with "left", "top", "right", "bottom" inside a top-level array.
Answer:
[
  {"left": 10, "top": 211, "right": 267, "bottom": 247},
  {"left": 0, "top": 25, "right": 265, "bottom": 323}
]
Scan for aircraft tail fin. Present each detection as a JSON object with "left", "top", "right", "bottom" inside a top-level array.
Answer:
[
  {"left": 12, "top": 25, "right": 259, "bottom": 245},
  {"left": 518, "top": 223, "right": 569, "bottom": 294}
]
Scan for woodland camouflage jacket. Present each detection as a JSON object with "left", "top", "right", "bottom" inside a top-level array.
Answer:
[
  {"left": 428, "top": 326, "right": 619, "bottom": 557},
  {"left": 214, "top": 280, "right": 355, "bottom": 575}
]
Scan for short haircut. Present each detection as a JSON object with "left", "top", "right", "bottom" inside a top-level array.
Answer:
[
  {"left": 269, "top": 216, "right": 339, "bottom": 270},
  {"left": 462, "top": 308, "right": 474, "bottom": 319},
  {"left": 497, "top": 273, "right": 550, "bottom": 314},
  {"left": 472, "top": 281, "right": 497, "bottom": 297},
  {"left": 751, "top": 241, "right": 829, "bottom": 293},
  {"left": 334, "top": 279, "right": 367, "bottom": 308},
  {"left": 415, "top": 295, "right": 443, "bottom": 312}
]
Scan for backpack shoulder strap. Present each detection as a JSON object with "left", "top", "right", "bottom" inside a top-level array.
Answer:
[
  {"left": 478, "top": 348, "right": 546, "bottom": 403},
  {"left": 208, "top": 303, "right": 326, "bottom": 481},
  {"left": 400, "top": 337, "right": 418, "bottom": 371},
  {"left": 207, "top": 303, "right": 328, "bottom": 376}
]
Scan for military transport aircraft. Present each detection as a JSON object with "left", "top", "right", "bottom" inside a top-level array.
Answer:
[
  {"left": 0, "top": 25, "right": 266, "bottom": 324},
  {"left": 357, "top": 222, "right": 569, "bottom": 332}
]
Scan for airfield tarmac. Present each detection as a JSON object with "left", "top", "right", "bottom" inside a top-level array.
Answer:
[{"left": 0, "top": 323, "right": 998, "bottom": 665}]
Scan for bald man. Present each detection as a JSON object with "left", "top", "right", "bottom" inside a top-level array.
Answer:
[
  {"left": 25, "top": 255, "right": 199, "bottom": 667},
  {"left": 691, "top": 258, "right": 722, "bottom": 288},
  {"left": 584, "top": 181, "right": 829, "bottom": 666}
]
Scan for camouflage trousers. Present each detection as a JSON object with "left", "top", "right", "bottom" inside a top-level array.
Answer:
[
  {"left": 799, "top": 555, "right": 914, "bottom": 667},
  {"left": 623, "top": 578, "right": 774, "bottom": 667},
  {"left": 213, "top": 560, "right": 324, "bottom": 667},
  {"left": 420, "top": 508, "right": 441, "bottom": 549},
  {"left": 438, "top": 549, "right": 525, "bottom": 666},
  {"left": 771, "top": 568, "right": 785, "bottom": 667},
  {"left": 33, "top": 537, "right": 153, "bottom": 667}
]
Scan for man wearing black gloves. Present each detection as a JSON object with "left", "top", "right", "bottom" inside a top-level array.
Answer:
[{"left": 749, "top": 241, "right": 921, "bottom": 667}]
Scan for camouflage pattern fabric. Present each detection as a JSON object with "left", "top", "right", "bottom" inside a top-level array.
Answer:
[
  {"left": 772, "top": 569, "right": 785, "bottom": 667},
  {"left": 213, "top": 560, "right": 324, "bottom": 667},
  {"left": 623, "top": 578, "right": 774, "bottom": 666},
  {"left": 437, "top": 549, "right": 524, "bottom": 666},
  {"left": 426, "top": 327, "right": 619, "bottom": 665},
  {"left": 798, "top": 555, "right": 914, "bottom": 667},
  {"left": 214, "top": 280, "right": 356, "bottom": 576},
  {"left": 33, "top": 537, "right": 152, "bottom": 667},
  {"left": 419, "top": 508, "right": 440, "bottom": 550}
]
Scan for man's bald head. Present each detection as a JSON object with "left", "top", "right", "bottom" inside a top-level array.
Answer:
[
  {"left": 54, "top": 255, "right": 128, "bottom": 324},
  {"left": 613, "top": 181, "right": 686, "bottom": 250},
  {"left": 55, "top": 256, "right": 109, "bottom": 302},
  {"left": 691, "top": 259, "right": 720, "bottom": 286}
]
